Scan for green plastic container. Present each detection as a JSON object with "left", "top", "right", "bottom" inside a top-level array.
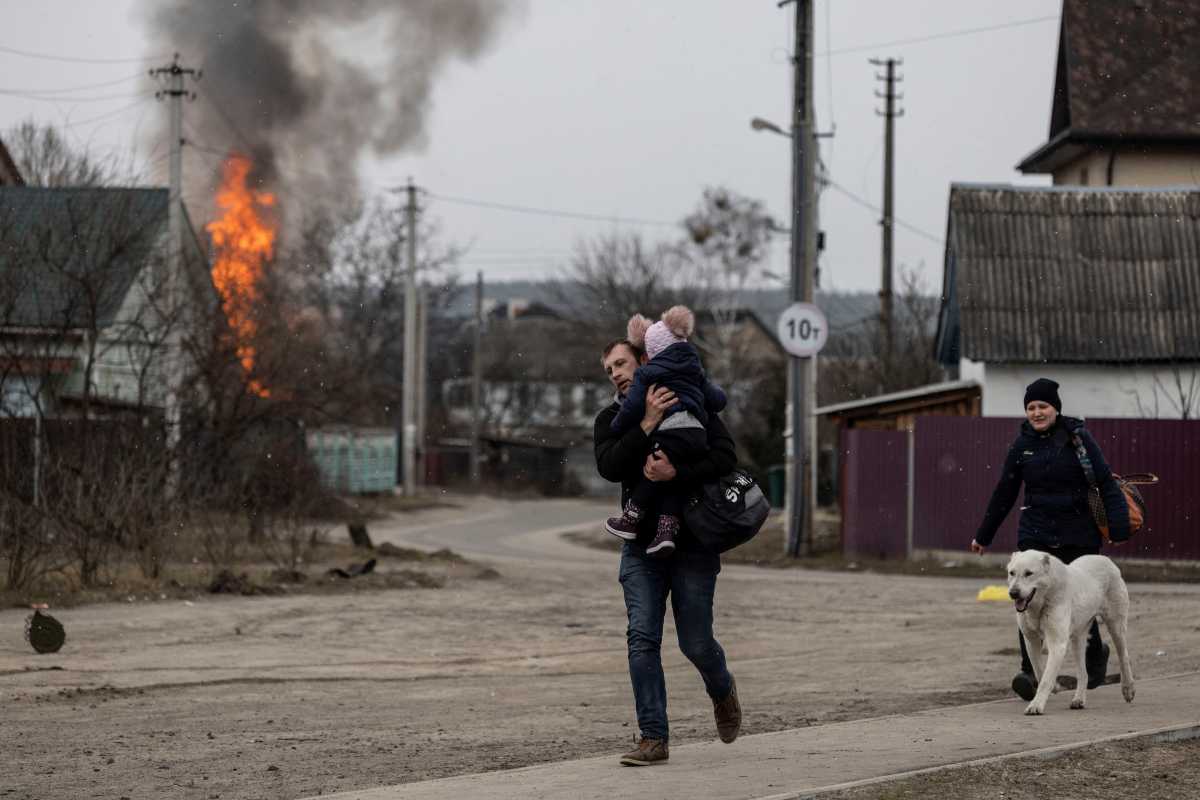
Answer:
[{"left": 766, "top": 464, "right": 786, "bottom": 508}]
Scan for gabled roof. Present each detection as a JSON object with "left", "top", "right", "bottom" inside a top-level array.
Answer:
[
  {"left": 0, "top": 136, "right": 23, "bottom": 186},
  {"left": 935, "top": 184, "right": 1200, "bottom": 365},
  {"left": 1018, "top": 0, "right": 1200, "bottom": 174},
  {"left": 0, "top": 187, "right": 169, "bottom": 330}
]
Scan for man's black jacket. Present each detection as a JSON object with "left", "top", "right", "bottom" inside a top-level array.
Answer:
[
  {"left": 594, "top": 398, "right": 737, "bottom": 545},
  {"left": 975, "top": 415, "right": 1131, "bottom": 549}
]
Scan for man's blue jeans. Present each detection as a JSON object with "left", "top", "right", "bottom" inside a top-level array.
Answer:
[{"left": 618, "top": 541, "right": 733, "bottom": 741}]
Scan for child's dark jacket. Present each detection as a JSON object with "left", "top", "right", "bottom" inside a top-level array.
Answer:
[{"left": 610, "top": 342, "right": 727, "bottom": 433}]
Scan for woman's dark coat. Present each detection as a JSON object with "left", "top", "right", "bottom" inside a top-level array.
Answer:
[{"left": 975, "top": 415, "right": 1131, "bottom": 549}]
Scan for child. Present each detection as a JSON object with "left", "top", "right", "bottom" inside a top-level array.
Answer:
[{"left": 606, "top": 305, "right": 726, "bottom": 556}]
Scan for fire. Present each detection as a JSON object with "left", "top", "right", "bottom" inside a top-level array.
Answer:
[{"left": 206, "top": 155, "right": 276, "bottom": 396}]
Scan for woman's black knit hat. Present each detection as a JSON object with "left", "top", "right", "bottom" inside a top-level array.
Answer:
[{"left": 1023, "top": 378, "right": 1062, "bottom": 412}]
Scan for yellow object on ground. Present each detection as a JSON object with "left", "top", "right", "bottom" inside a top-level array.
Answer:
[{"left": 976, "top": 585, "right": 1010, "bottom": 602}]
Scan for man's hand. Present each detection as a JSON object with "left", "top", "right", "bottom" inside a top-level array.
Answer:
[
  {"left": 970, "top": 539, "right": 986, "bottom": 555},
  {"left": 644, "top": 449, "right": 677, "bottom": 482},
  {"left": 639, "top": 384, "right": 677, "bottom": 435}
]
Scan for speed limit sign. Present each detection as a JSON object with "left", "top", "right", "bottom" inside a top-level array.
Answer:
[{"left": 776, "top": 302, "right": 828, "bottom": 357}]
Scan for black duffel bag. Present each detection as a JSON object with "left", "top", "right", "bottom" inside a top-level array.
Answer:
[{"left": 684, "top": 469, "right": 771, "bottom": 553}]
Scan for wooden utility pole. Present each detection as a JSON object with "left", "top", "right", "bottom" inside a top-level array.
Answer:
[
  {"left": 401, "top": 180, "right": 419, "bottom": 495},
  {"left": 871, "top": 57, "right": 902, "bottom": 360},
  {"left": 470, "top": 271, "right": 483, "bottom": 488},
  {"left": 781, "top": 0, "right": 817, "bottom": 557},
  {"left": 151, "top": 54, "right": 199, "bottom": 496}
]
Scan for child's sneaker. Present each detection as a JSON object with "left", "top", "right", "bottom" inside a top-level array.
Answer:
[
  {"left": 605, "top": 502, "right": 644, "bottom": 541},
  {"left": 645, "top": 514, "right": 678, "bottom": 557}
]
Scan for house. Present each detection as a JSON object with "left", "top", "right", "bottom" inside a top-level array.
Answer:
[
  {"left": 935, "top": 184, "right": 1200, "bottom": 419},
  {"left": 436, "top": 290, "right": 802, "bottom": 494},
  {"left": 869, "top": 0, "right": 1200, "bottom": 424},
  {"left": 1017, "top": 0, "right": 1200, "bottom": 187},
  {"left": 0, "top": 136, "right": 22, "bottom": 186},
  {"left": 0, "top": 187, "right": 212, "bottom": 418}
]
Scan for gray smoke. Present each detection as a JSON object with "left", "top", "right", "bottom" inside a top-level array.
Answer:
[{"left": 141, "top": 0, "right": 523, "bottom": 209}]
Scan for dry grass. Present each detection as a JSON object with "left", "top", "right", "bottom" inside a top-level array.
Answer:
[{"left": 0, "top": 524, "right": 475, "bottom": 610}]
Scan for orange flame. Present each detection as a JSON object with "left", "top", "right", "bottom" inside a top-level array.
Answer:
[{"left": 206, "top": 155, "right": 276, "bottom": 396}]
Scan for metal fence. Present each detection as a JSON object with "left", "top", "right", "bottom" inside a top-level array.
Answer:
[
  {"left": 841, "top": 416, "right": 1200, "bottom": 561},
  {"left": 840, "top": 429, "right": 909, "bottom": 558}
]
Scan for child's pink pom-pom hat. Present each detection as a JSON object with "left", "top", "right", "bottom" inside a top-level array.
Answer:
[{"left": 628, "top": 305, "right": 695, "bottom": 360}]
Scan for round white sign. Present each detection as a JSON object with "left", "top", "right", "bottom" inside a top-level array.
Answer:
[{"left": 776, "top": 302, "right": 828, "bottom": 357}]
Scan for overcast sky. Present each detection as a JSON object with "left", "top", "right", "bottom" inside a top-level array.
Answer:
[{"left": 0, "top": 0, "right": 1061, "bottom": 295}]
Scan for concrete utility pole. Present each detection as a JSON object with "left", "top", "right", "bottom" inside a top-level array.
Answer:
[
  {"left": 402, "top": 180, "right": 419, "bottom": 495},
  {"left": 781, "top": 0, "right": 818, "bottom": 557},
  {"left": 151, "top": 54, "right": 199, "bottom": 496},
  {"left": 470, "top": 271, "right": 483, "bottom": 488},
  {"left": 871, "top": 57, "right": 902, "bottom": 360},
  {"left": 415, "top": 284, "right": 429, "bottom": 489}
]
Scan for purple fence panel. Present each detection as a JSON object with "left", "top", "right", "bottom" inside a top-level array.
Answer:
[
  {"left": 840, "top": 429, "right": 908, "bottom": 558},
  {"left": 912, "top": 416, "right": 1200, "bottom": 560},
  {"left": 1083, "top": 419, "right": 1200, "bottom": 560},
  {"left": 914, "top": 417, "right": 1022, "bottom": 553}
]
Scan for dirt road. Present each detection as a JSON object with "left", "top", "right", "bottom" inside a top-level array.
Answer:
[{"left": 4, "top": 495, "right": 1200, "bottom": 800}]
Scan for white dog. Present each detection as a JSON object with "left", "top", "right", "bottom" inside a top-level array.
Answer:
[{"left": 1006, "top": 550, "right": 1135, "bottom": 715}]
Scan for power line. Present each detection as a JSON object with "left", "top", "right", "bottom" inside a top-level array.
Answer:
[
  {"left": 425, "top": 191, "right": 679, "bottom": 229},
  {"left": 0, "top": 42, "right": 169, "bottom": 65},
  {"left": 818, "top": 15, "right": 1058, "bottom": 57},
  {"left": 58, "top": 97, "right": 156, "bottom": 130},
  {"left": 198, "top": 91, "right": 257, "bottom": 155},
  {"left": 825, "top": 179, "right": 942, "bottom": 244},
  {"left": 0, "top": 73, "right": 145, "bottom": 95},
  {"left": 0, "top": 89, "right": 153, "bottom": 104}
]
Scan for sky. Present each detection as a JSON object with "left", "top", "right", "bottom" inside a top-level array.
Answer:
[{"left": 0, "top": 0, "right": 1062, "bottom": 296}]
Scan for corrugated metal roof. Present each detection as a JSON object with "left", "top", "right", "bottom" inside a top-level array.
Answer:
[
  {"left": 940, "top": 184, "right": 1200, "bottom": 364},
  {"left": 0, "top": 187, "right": 167, "bottom": 329}
]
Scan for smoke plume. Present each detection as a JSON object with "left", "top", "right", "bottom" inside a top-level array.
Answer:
[{"left": 141, "top": 0, "right": 523, "bottom": 209}]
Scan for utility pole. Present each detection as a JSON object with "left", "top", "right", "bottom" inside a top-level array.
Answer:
[
  {"left": 870, "top": 57, "right": 902, "bottom": 361},
  {"left": 781, "top": 0, "right": 817, "bottom": 557},
  {"left": 402, "top": 180, "right": 419, "bottom": 495},
  {"left": 470, "top": 271, "right": 483, "bottom": 488},
  {"left": 415, "top": 284, "right": 429, "bottom": 488},
  {"left": 151, "top": 54, "right": 199, "bottom": 497}
]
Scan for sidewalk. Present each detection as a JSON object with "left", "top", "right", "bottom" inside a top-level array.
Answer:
[{"left": 306, "top": 671, "right": 1200, "bottom": 800}]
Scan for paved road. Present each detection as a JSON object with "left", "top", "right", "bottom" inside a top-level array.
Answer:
[{"left": 370, "top": 495, "right": 619, "bottom": 565}]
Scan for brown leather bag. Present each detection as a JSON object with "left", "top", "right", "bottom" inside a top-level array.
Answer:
[
  {"left": 1072, "top": 431, "right": 1158, "bottom": 542},
  {"left": 1084, "top": 473, "right": 1156, "bottom": 542}
]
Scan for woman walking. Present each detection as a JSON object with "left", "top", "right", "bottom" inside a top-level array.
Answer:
[{"left": 970, "top": 378, "right": 1131, "bottom": 700}]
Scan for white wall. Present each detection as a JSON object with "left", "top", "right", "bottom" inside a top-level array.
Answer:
[
  {"left": 975, "top": 362, "right": 1200, "bottom": 419},
  {"left": 1054, "top": 147, "right": 1200, "bottom": 188}
]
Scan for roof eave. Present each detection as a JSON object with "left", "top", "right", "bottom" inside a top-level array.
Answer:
[{"left": 1018, "top": 130, "right": 1200, "bottom": 174}]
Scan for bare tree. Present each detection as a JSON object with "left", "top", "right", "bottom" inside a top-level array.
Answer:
[
  {"left": 547, "top": 232, "right": 706, "bottom": 337},
  {"left": 1127, "top": 363, "right": 1200, "bottom": 420},
  {"left": 818, "top": 269, "right": 945, "bottom": 405},
  {"left": 0, "top": 188, "right": 192, "bottom": 587},
  {"left": 4, "top": 120, "right": 128, "bottom": 187}
]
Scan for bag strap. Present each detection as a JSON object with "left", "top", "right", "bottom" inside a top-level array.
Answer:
[{"left": 1071, "top": 433, "right": 1100, "bottom": 490}]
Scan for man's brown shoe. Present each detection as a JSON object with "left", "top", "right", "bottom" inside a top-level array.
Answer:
[
  {"left": 713, "top": 676, "right": 741, "bottom": 743},
  {"left": 619, "top": 737, "right": 669, "bottom": 766}
]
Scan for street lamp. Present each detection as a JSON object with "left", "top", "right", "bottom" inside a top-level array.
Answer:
[{"left": 750, "top": 116, "right": 791, "bottom": 137}]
